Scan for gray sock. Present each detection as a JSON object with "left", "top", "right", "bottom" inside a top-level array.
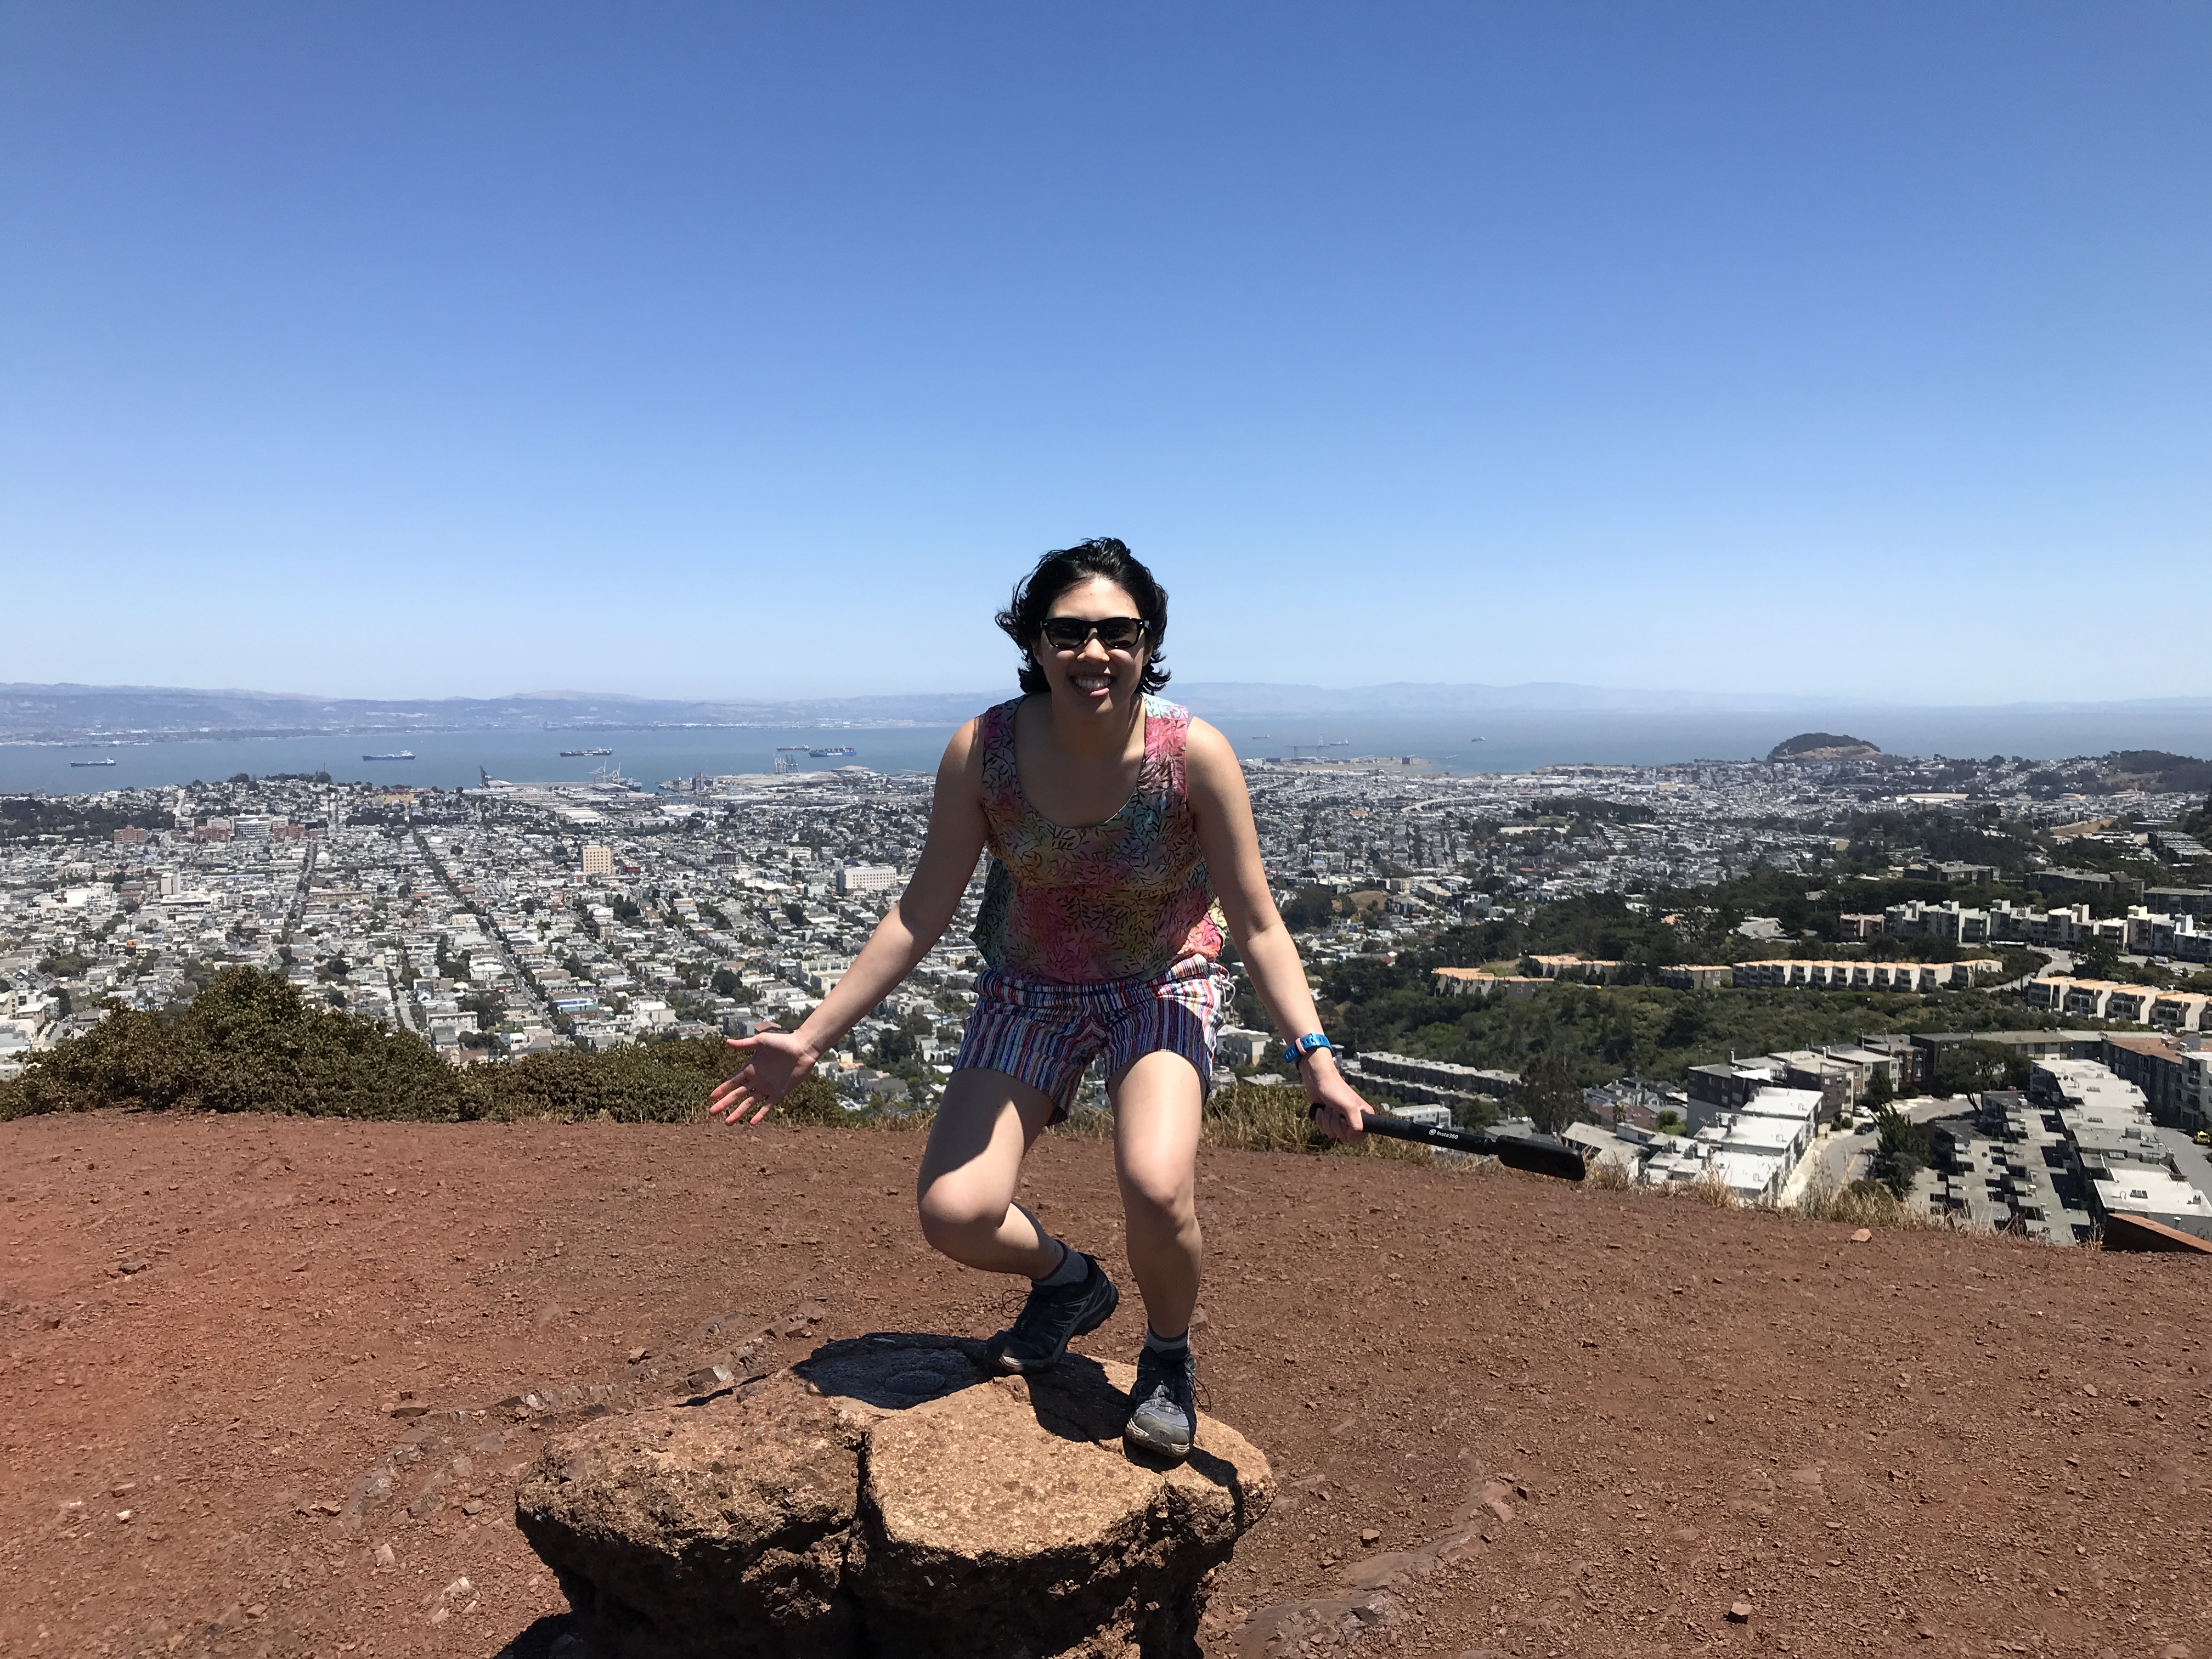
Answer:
[
  {"left": 1143, "top": 1326, "right": 1190, "bottom": 1355},
  {"left": 1034, "top": 1240, "right": 1087, "bottom": 1288}
]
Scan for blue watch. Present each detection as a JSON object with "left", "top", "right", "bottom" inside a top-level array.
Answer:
[{"left": 1283, "top": 1032, "right": 1334, "bottom": 1068}]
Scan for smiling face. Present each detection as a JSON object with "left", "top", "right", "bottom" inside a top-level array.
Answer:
[{"left": 1033, "top": 575, "right": 1150, "bottom": 718}]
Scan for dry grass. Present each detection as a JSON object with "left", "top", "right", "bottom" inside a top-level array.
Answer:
[
  {"left": 1675, "top": 1167, "right": 1741, "bottom": 1209},
  {"left": 1581, "top": 1161, "right": 1989, "bottom": 1238},
  {"left": 1790, "top": 1170, "right": 1957, "bottom": 1231},
  {"left": 1584, "top": 1158, "right": 1635, "bottom": 1192},
  {"left": 1199, "top": 1084, "right": 1429, "bottom": 1161},
  {"left": 857, "top": 1105, "right": 935, "bottom": 1133}
]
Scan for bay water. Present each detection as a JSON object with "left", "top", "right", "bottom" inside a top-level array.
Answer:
[{"left": 9, "top": 704, "right": 2210, "bottom": 795}]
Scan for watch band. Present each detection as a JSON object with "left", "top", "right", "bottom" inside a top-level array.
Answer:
[{"left": 1283, "top": 1032, "right": 1334, "bottom": 1067}]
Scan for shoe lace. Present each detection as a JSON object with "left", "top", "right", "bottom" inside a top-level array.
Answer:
[
  {"left": 1009, "top": 1266, "right": 1082, "bottom": 1340},
  {"left": 1137, "top": 1347, "right": 1197, "bottom": 1412}
]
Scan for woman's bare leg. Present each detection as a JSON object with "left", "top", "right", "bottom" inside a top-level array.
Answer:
[
  {"left": 1109, "top": 1050, "right": 1205, "bottom": 1339},
  {"left": 915, "top": 1067, "right": 1064, "bottom": 1277}
]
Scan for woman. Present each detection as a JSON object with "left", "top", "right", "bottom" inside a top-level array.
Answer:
[{"left": 709, "top": 538, "right": 1372, "bottom": 1461}]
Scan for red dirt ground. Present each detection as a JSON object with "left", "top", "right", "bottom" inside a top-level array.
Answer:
[{"left": 2, "top": 1111, "right": 2208, "bottom": 1659}]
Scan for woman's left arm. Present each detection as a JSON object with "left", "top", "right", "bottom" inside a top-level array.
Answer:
[{"left": 1185, "top": 720, "right": 1371, "bottom": 1141}]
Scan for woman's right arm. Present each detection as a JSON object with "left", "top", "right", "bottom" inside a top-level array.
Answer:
[{"left": 709, "top": 719, "right": 990, "bottom": 1125}]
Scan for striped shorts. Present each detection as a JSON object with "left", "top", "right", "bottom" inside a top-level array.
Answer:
[{"left": 952, "top": 956, "right": 1235, "bottom": 1123}]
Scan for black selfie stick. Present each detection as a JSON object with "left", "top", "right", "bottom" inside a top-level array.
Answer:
[{"left": 1312, "top": 1105, "right": 1587, "bottom": 1182}]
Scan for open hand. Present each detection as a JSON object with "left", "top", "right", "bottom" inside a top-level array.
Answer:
[{"left": 707, "top": 1025, "right": 821, "bottom": 1126}]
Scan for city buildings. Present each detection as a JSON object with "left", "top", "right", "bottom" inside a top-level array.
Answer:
[
  {"left": 1936, "top": 1060, "right": 2212, "bottom": 1244},
  {"left": 4, "top": 741, "right": 2206, "bottom": 1127}
]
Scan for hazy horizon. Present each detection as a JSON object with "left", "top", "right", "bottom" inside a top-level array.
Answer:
[{"left": 10, "top": 674, "right": 2212, "bottom": 721}]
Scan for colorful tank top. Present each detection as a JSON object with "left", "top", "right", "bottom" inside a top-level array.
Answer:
[{"left": 970, "top": 694, "right": 1223, "bottom": 984}]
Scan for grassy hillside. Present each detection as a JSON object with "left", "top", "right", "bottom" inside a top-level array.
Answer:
[{"left": 1315, "top": 961, "right": 2081, "bottom": 1086}]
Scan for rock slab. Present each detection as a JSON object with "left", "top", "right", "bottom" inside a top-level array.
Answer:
[{"left": 516, "top": 1333, "right": 1273, "bottom": 1658}]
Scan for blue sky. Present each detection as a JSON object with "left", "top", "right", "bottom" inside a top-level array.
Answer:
[{"left": 4, "top": 3, "right": 2206, "bottom": 703}]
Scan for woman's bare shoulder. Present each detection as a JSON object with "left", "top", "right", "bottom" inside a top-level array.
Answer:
[
  {"left": 940, "top": 715, "right": 986, "bottom": 772},
  {"left": 1183, "top": 715, "right": 1237, "bottom": 763},
  {"left": 1182, "top": 718, "right": 1248, "bottom": 791}
]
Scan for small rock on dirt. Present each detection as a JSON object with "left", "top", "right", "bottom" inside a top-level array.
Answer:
[
  {"left": 1849, "top": 1228, "right": 1872, "bottom": 1243},
  {"left": 1728, "top": 1601, "right": 1753, "bottom": 1622}
]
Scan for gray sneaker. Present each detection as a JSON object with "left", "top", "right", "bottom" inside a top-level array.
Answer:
[
  {"left": 984, "top": 1252, "right": 1119, "bottom": 1374},
  {"left": 1123, "top": 1343, "right": 1196, "bottom": 1460}
]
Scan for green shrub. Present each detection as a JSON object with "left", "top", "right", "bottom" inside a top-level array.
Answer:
[
  {"left": 471, "top": 1038, "right": 730, "bottom": 1124},
  {"left": 0, "top": 967, "right": 464, "bottom": 1121},
  {"left": 769, "top": 1073, "right": 849, "bottom": 1127}
]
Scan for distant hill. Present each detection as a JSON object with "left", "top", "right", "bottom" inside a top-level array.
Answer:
[
  {"left": 5, "top": 678, "right": 2210, "bottom": 745},
  {"left": 0, "top": 678, "right": 1853, "bottom": 740},
  {"left": 1768, "top": 732, "right": 1882, "bottom": 762},
  {"left": 2096, "top": 751, "right": 2212, "bottom": 794},
  {"left": 0, "top": 682, "right": 1003, "bottom": 743}
]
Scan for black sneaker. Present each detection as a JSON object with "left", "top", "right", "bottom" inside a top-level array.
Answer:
[
  {"left": 984, "top": 1252, "right": 1119, "bottom": 1374},
  {"left": 1123, "top": 1343, "right": 1196, "bottom": 1460}
]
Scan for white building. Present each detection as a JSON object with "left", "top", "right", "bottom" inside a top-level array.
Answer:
[{"left": 1215, "top": 1028, "right": 1277, "bottom": 1068}]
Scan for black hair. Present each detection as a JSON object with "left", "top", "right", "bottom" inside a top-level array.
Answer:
[{"left": 995, "top": 537, "right": 1171, "bottom": 696}]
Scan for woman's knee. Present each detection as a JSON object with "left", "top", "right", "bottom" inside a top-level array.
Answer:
[
  {"left": 916, "top": 1176, "right": 1004, "bottom": 1249},
  {"left": 1118, "top": 1161, "right": 1195, "bottom": 1231}
]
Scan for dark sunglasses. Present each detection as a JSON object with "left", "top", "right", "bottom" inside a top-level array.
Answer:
[{"left": 1040, "top": 616, "right": 1147, "bottom": 652}]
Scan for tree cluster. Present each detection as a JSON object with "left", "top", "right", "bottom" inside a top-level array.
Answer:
[{"left": 1871, "top": 1107, "right": 1933, "bottom": 1200}]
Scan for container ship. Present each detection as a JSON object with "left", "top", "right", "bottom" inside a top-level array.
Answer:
[
  {"left": 808, "top": 746, "right": 857, "bottom": 758},
  {"left": 70, "top": 758, "right": 118, "bottom": 767},
  {"left": 362, "top": 751, "right": 416, "bottom": 761},
  {"left": 558, "top": 747, "right": 615, "bottom": 757}
]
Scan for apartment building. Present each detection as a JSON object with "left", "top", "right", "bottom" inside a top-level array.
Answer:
[
  {"left": 1730, "top": 958, "right": 2000, "bottom": 992},
  {"left": 1527, "top": 953, "right": 1623, "bottom": 982},
  {"left": 2025, "top": 977, "right": 2212, "bottom": 1033},
  {"left": 1346, "top": 1049, "right": 1519, "bottom": 1108},
  {"left": 1430, "top": 967, "right": 1547, "bottom": 1001},
  {"left": 2100, "top": 1034, "right": 2207, "bottom": 1130}
]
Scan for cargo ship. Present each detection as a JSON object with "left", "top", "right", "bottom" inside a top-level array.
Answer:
[
  {"left": 558, "top": 747, "right": 615, "bottom": 758},
  {"left": 70, "top": 758, "right": 118, "bottom": 767},
  {"left": 808, "top": 746, "right": 857, "bottom": 758},
  {"left": 362, "top": 751, "right": 416, "bottom": 761}
]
